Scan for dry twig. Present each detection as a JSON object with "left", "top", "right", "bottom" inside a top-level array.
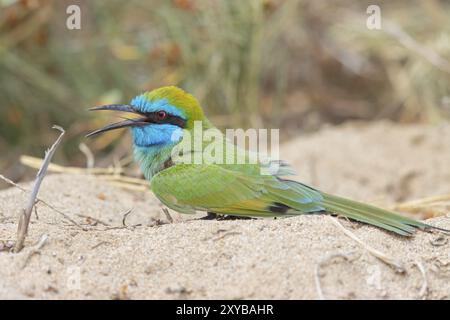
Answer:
[
  {"left": 76, "top": 214, "right": 110, "bottom": 226},
  {"left": 384, "top": 21, "right": 450, "bottom": 74},
  {"left": 14, "top": 126, "right": 65, "bottom": 253},
  {"left": 122, "top": 208, "right": 133, "bottom": 227},
  {"left": 20, "top": 233, "right": 48, "bottom": 269},
  {"left": 328, "top": 216, "right": 405, "bottom": 272},
  {"left": 79, "top": 142, "right": 95, "bottom": 169},
  {"left": 20, "top": 155, "right": 150, "bottom": 191},
  {"left": 20, "top": 155, "right": 121, "bottom": 175}
]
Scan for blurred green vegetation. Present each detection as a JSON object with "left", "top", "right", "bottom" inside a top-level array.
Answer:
[{"left": 1, "top": 0, "right": 450, "bottom": 181}]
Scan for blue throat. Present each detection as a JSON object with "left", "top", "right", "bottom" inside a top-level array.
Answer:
[{"left": 127, "top": 94, "right": 189, "bottom": 180}]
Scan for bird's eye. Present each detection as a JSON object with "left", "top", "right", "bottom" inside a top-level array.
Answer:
[{"left": 156, "top": 111, "right": 167, "bottom": 120}]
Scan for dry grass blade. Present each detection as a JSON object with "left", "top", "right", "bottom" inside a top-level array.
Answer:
[
  {"left": 14, "top": 126, "right": 65, "bottom": 252},
  {"left": 121, "top": 208, "right": 133, "bottom": 227},
  {"left": 391, "top": 193, "right": 450, "bottom": 218},
  {"left": 79, "top": 143, "right": 95, "bottom": 169},
  {"left": 20, "top": 156, "right": 150, "bottom": 191},
  {"left": 20, "top": 233, "right": 48, "bottom": 269},
  {"left": 20, "top": 155, "right": 121, "bottom": 175},
  {"left": 384, "top": 21, "right": 450, "bottom": 74},
  {"left": 98, "top": 175, "right": 149, "bottom": 186},
  {"left": 328, "top": 216, "right": 405, "bottom": 272},
  {"left": 392, "top": 194, "right": 450, "bottom": 211}
]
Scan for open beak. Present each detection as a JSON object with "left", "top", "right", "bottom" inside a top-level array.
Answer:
[{"left": 86, "top": 104, "right": 147, "bottom": 138}]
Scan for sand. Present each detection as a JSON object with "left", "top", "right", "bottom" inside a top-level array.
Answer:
[{"left": 0, "top": 120, "right": 449, "bottom": 299}]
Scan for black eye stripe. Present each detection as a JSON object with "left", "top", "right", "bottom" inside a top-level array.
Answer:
[
  {"left": 144, "top": 112, "right": 186, "bottom": 128},
  {"left": 166, "top": 114, "right": 187, "bottom": 128}
]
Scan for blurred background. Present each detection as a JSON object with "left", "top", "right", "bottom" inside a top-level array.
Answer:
[{"left": 1, "top": 0, "right": 450, "bottom": 186}]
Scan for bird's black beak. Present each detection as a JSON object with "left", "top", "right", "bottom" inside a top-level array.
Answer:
[{"left": 86, "top": 104, "right": 147, "bottom": 138}]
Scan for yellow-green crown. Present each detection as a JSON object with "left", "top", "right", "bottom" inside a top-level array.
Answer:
[{"left": 131, "top": 86, "right": 204, "bottom": 128}]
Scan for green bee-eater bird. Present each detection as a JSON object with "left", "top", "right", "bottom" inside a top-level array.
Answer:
[{"left": 87, "top": 86, "right": 442, "bottom": 236}]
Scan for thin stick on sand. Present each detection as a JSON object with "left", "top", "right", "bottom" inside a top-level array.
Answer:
[
  {"left": 14, "top": 125, "right": 65, "bottom": 253},
  {"left": 20, "top": 155, "right": 121, "bottom": 175},
  {"left": 79, "top": 142, "right": 95, "bottom": 169},
  {"left": 20, "top": 155, "right": 150, "bottom": 191},
  {"left": 20, "top": 233, "right": 49, "bottom": 269},
  {"left": 328, "top": 216, "right": 405, "bottom": 272}
]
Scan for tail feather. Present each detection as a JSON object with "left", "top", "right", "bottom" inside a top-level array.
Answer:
[{"left": 322, "top": 193, "right": 432, "bottom": 236}]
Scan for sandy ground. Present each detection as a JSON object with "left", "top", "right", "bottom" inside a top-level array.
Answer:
[{"left": 0, "top": 120, "right": 449, "bottom": 299}]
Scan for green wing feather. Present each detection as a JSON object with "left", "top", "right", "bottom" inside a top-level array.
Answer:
[
  {"left": 151, "top": 163, "right": 323, "bottom": 217},
  {"left": 151, "top": 162, "right": 443, "bottom": 236},
  {"left": 321, "top": 193, "right": 429, "bottom": 236}
]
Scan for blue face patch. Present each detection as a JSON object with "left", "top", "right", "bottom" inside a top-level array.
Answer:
[
  {"left": 130, "top": 95, "right": 186, "bottom": 120},
  {"left": 131, "top": 124, "right": 183, "bottom": 147}
]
